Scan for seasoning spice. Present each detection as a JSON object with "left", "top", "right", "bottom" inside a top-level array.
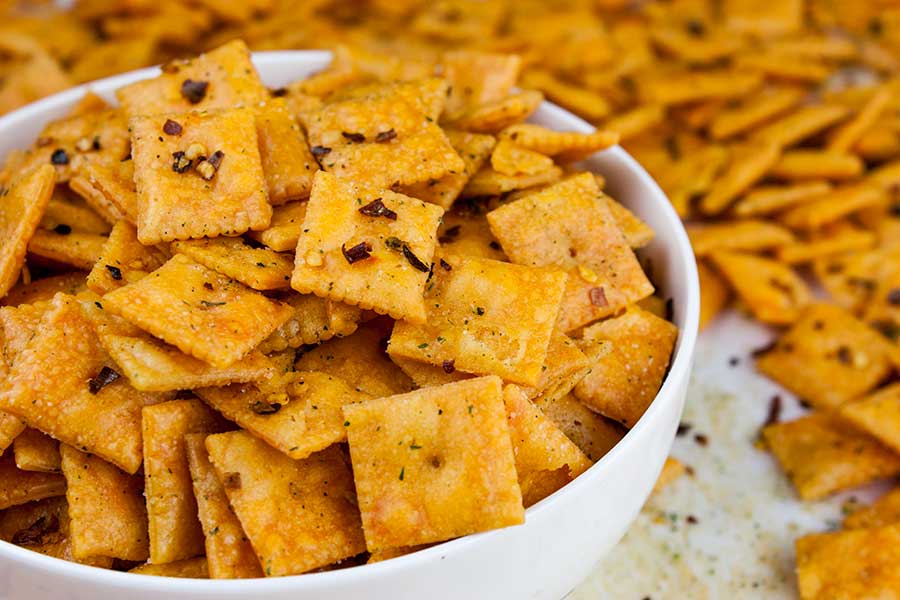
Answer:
[
  {"left": 442, "top": 359, "right": 455, "bottom": 373},
  {"left": 171, "top": 151, "right": 191, "bottom": 173},
  {"left": 311, "top": 145, "right": 331, "bottom": 157},
  {"left": 341, "top": 131, "right": 366, "bottom": 143},
  {"left": 50, "top": 149, "right": 69, "bottom": 165},
  {"left": 105, "top": 264, "right": 123, "bottom": 280},
  {"left": 53, "top": 224, "right": 72, "bottom": 235},
  {"left": 180, "top": 79, "right": 209, "bottom": 104},
  {"left": 375, "top": 129, "right": 397, "bottom": 143},
  {"left": 162, "top": 119, "right": 183, "bottom": 136},
  {"left": 358, "top": 198, "right": 397, "bottom": 220},
  {"left": 342, "top": 241, "right": 373, "bottom": 264},
  {"left": 401, "top": 245, "right": 430, "bottom": 272},
  {"left": 439, "top": 258, "right": 452, "bottom": 271},
  {"left": 589, "top": 286, "right": 608, "bottom": 307},
  {"left": 88, "top": 366, "right": 120, "bottom": 394}
]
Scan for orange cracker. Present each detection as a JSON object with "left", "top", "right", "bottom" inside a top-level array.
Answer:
[
  {"left": 503, "top": 384, "right": 591, "bottom": 507},
  {"left": 844, "top": 487, "right": 900, "bottom": 530},
  {"left": 497, "top": 123, "right": 619, "bottom": 160},
  {"left": 763, "top": 412, "right": 900, "bottom": 501},
  {"left": 638, "top": 69, "right": 762, "bottom": 105},
  {"left": 291, "top": 171, "right": 444, "bottom": 323},
  {"left": 769, "top": 150, "right": 864, "bottom": 181},
  {"left": 129, "top": 107, "right": 271, "bottom": 244},
  {"left": 130, "top": 557, "right": 209, "bottom": 578},
  {"left": 143, "top": 399, "right": 230, "bottom": 564},
  {"left": 60, "top": 444, "right": 149, "bottom": 561},
  {"left": 172, "top": 237, "right": 293, "bottom": 291},
  {"left": 0, "top": 454, "right": 65, "bottom": 510},
  {"left": 752, "top": 104, "right": 849, "bottom": 148},
  {"left": 600, "top": 192, "right": 654, "bottom": 249},
  {"left": 27, "top": 229, "right": 107, "bottom": 271},
  {"left": 688, "top": 219, "right": 795, "bottom": 256},
  {"left": 652, "top": 456, "right": 687, "bottom": 495},
  {"left": 813, "top": 245, "right": 900, "bottom": 313},
  {"left": 0, "top": 302, "right": 46, "bottom": 452},
  {"left": 255, "top": 99, "right": 317, "bottom": 205},
  {"left": 522, "top": 70, "right": 611, "bottom": 121},
  {"left": 839, "top": 384, "right": 900, "bottom": 454},
  {"left": 604, "top": 104, "right": 665, "bottom": 142},
  {"left": 198, "top": 371, "right": 370, "bottom": 461},
  {"left": 257, "top": 294, "right": 361, "bottom": 354},
  {"left": 0, "top": 165, "right": 55, "bottom": 298},
  {"left": 573, "top": 306, "right": 678, "bottom": 427},
  {"left": 519, "top": 330, "right": 593, "bottom": 404},
  {"left": 461, "top": 164, "right": 563, "bottom": 197},
  {"left": 448, "top": 91, "right": 545, "bottom": 134},
  {"left": 343, "top": 376, "right": 524, "bottom": 550},
  {"left": 828, "top": 87, "right": 893, "bottom": 153},
  {"left": 756, "top": 303, "right": 897, "bottom": 409},
  {"left": 775, "top": 227, "right": 877, "bottom": 264},
  {"left": 13, "top": 428, "right": 61, "bottom": 473},
  {"left": 699, "top": 140, "right": 781, "bottom": 215},
  {"left": 734, "top": 52, "right": 831, "bottom": 83},
  {"left": 388, "top": 254, "right": 566, "bottom": 386},
  {"left": 87, "top": 221, "right": 168, "bottom": 295},
  {"left": 391, "top": 355, "right": 472, "bottom": 388},
  {"left": 732, "top": 180, "right": 832, "bottom": 217},
  {"left": 40, "top": 192, "right": 110, "bottom": 235},
  {"left": 437, "top": 209, "right": 508, "bottom": 261},
  {"left": 400, "top": 130, "right": 496, "bottom": 210},
  {"left": 205, "top": 431, "right": 366, "bottom": 576},
  {"left": 533, "top": 393, "right": 626, "bottom": 462},
  {"left": 116, "top": 40, "right": 268, "bottom": 117},
  {"left": 708, "top": 250, "right": 810, "bottom": 325},
  {"left": 0, "top": 412, "right": 24, "bottom": 456},
  {"left": 796, "top": 524, "right": 900, "bottom": 600},
  {"left": 0, "top": 496, "right": 68, "bottom": 544},
  {"left": 697, "top": 260, "right": 730, "bottom": 330},
  {"left": 779, "top": 184, "right": 885, "bottom": 231},
  {"left": 69, "top": 157, "right": 138, "bottom": 224},
  {"left": 86, "top": 301, "right": 274, "bottom": 392},
  {"left": 295, "top": 321, "right": 414, "bottom": 397},
  {"left": 2, "top": 294, "right": 151, "bottom": 473},
  {"left": 102, "top": 254, "right": 293, "bottom": 369},
  {"left": 442, "top": 50, "right": 521, "bottom": 118},
  {"left": 184, "top": 433, "right": 263, "bottom": 579},
  {"left": 709, "top": 85, "right": 806, "bottom": 140},
  {"left": 247, "top": 200, "right": 307, "bottom": 252},
  {"left": 490, "top": 139, "right": 554, "bottom": 176},
  {"left": 1, "top": 272, "right": 87, "bottom": 307},
  {"left": 486, "top": 173, "right": 653, "bottom": 331}
]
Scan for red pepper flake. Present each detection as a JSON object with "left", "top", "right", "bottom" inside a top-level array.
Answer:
[
  {"left": 438, "top": 225, "right": 461, "bottom": 244},
  {"left": 888, "top": 288, "right": 900, "bottom": 305},
  {"left": 728, "top": 356, "right": 740, "bottom": 367},
  {"left": 207, "top": 150, "right": 225, "bottom": 170},
  {"left": 439, "top": 258, "right": 452, "bottom": 271},
  {"left": 402, "top": 245, "right": 430, "bottom": 272},
  {"left": 835, "top": 345, "right": 853, "bottom": 364},
  {"left": 489, "top": 240, "right": 501, "bottom": 250},
  {"left": 11, "top": 515, "right": 59, "bottom": 546},
  {"left": 172, "top": 151, "right": 192, "bottom": 173},
  {"left": 358, "top": 198, "right": 397, "bottom": 220},
  {"left": 50, "top": 149, "right": 69, "bottom": 165},
  {"left": 686, "top": 515, "right": 699, "bottom": 525},
  {"left": 54, "top": 224, "right": 72, "bottom": 235},
  {"left": 342, "top": 131, "right": 366, "bottom": 143},
  {"left": 271, "top": 87, "right": 288, "bottom": 97},
  {"left": 105, "top": 264, "right": 123, "bottom": 280},
  {"left": 342, "top": 241, "right": 373, "bottom": 264},
  {"left": 764, "top": 394, "right": 782, "bottom": 426},
  {"left": 384, "top": 236, "right": 404, "bottom": 251},
  {"left": 676, "top": 422, "right": 691, "bottom": 436},
  {"left": 88, "top": 366, "right": 120, "bottom": 394},
  {"left": 311, "top": 145, "right": 331, "bottom": 157},
  {"left": 375, "top": 129, "right": 397, "bottom": 143},
  {"left": 589, "top": 286, "right": 608, "bottom": 307},
  {"left": 180, "top": 79, "right": 209, "bottom": 104},
  {"left": 685, "top": 19, "right": 706, "bottom": 36},
  {"left": 693, "top": 433, "right": 708, "bottom": 447},
  {"left": 442, "top": 359, "right": 455, "bottom": 373},
  {"left": 251, "top": 401, "right": 282, "bottom": 415},
  {"left": 223, "top": 472, "right": 242, "bottom": 490},
  {"left": 162, "top": 119, "right": 183, "bottom": 136}
]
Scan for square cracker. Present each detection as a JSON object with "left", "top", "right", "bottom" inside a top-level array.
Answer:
[
  {"left": 1, "top": 272, "right": 87, "bottom": 307},
  {"left": 533, "top": 393, "right": 626, "bottom": 462},
  {"left": 762, "top": 412, "right": 900, "bottom": 500},
  {"left": 116, "top": 40, "right": 269, "bottom": 117},
  {"left": 0, "top": 453, "right": 65, "bottom": 510},
  {"left": 257, "top": 293, "right": 361, "bottom": 354},
  {"left": 205, "top": 431, "right": 366, "bottom": 576},
  {"left": 172, "top": 238, "right": 293, "bottom": 291},
  {"left": 796, "top": 524, "right": 900, "bottom": 600},
  {"left": 442, "top": 51, "right": 521, "bottom": 118},
  {"left": 142, "top": 399, "right": 230, "bottom": 564},
  {"left": 295, "top": 320, "right": 414, "bottom": 397},
  {"left": 0, "top": 165, "right": 55, "bottom": 298},
  {"left": 519, "top": 330, "right": 593, "bottom": 405},
  {"left": 487, "top": 173, "right": 653, "bottom": 331},
  {"left": 102, "top": 254, "right": 293, "bottom": 369},
  {"left": 87, "top": 221, "right": 169, "bottom": 295},
  {"left": 13, "top": 428, "right": 61, "bottom": 473},
  {"left": 2, "top": 294, "right": 152, "bottom": 473},
  {"left": 291, "top": 171, "right": 444, "bottom": 323},
  {"left": 436, "top": 208, "right": 507, "bottom": 261},
  {"left": 184, "top": 433, "right": 263, "bottom": 579},
  {"left": 573, "top": 306, "right": 678, "bottom": 428},
  {"left": 503, "top": 385, "right": 591, "bottom": 507},
  {"left": 844, "top": 487, "right": 900, "bottom": 530},
  {"left": 130, "top": 557, "right": 209, "bottom": 578},
  {"left": 247, "top": 201, "right": 307, "bottom": 252},
  {"left": 27, "top": 229, "right": 107, "bottom": 271},
  {"left": 69, "top": 156, "right": 138, "bottom": 224},
  {"left": 255, "top": 99, "right": 318, "bottom": 205},
  {"left": 197, "top": 371, "right": 370, "bottom": 461},
  {"left": 0, "top": 302, "right": 48, "bottom": 452},
  {"left": 60, "top": 444, "right": 149, "bottom": 561},
  {"left": 839, "top": 384, "right": 900, "bottom": 454},
  {"left": 343, "top": 376, "right": 523, "bottom": 550},
  {"left": 756, "top": 303, "right": 896, "bottom": 409},
  {"left": 388, "top": 254, "right": 567, "bottom": 386},
  {"left": 130, "top": 107, "right": 271, "bottom": 244}
]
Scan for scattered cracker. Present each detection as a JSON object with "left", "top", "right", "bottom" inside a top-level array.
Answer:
[{"left": 0, "top": 165, "right": 55, "bottom": 298}]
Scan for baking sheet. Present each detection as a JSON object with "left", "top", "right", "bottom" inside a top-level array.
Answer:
[{"left": 570, "top": 309, "right": 886, "bottom": 599}]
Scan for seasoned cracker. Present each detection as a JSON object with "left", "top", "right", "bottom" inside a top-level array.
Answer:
[
  {"left": 130, "top": 557, "right": 209, "bottom": 578},
  {"left": 27, "top": 229, "right": 107, "bottom": 271},
  {"left": 13, "top": 428, "right": 61, "bottom": 473},
  {"left": 344, "top": 376, "right": 523, "bottom": 550},
  {"left": 437, "top": 208, "right": 507, "bottom": 261},
  {"left": 246, "top": 200, "right": 307, "bottom": 252},
  {"left": 828, "top": 87, "right": 892, "bottom": 153},
  {"left": 389, "top": 254, "right": 566, "bottom": 386},
  {"left": 844, "top": 487, "right": 900, "bottom": 529},
  {"left": 69, "top": 157, "right": 137, "bottom": 224},
  {"left": 732, "top": 180, "right": 832, "bottom": 217},
  {"left": 172, "top": 237, "right": 293, "bottom": 291},
  {"left": 205, "top": 432, "right": 366, "bottom": 576},
  {"left": 519, "top": 330, "right": 593, "bottom": 404},
  {"left": 184, "top": 433, "right": 262, "bottom": 579},
  {"left": 390, "top": 355, "right": 472, "bottom": 388},
  {"left": 442, "top": 51, "right": 521, "bottom": 118},
  {"left": 638, "top": 69, "right": 762, "bottom": 105},
  {"left": 461, "top": 164, "right": 563, "bottom": 197},
  {"left": 503, "top": 384, "right": 591, "bottom": 507},
  {"left": 699, "top": 140, "right": 781, "bottom": 214},
  {"left": 490, "top": 139, "right": 554, "bottom": 176},
  {"left": 775, "top": 227, "right": 876, "bottom": 264},
  {"left": 522, "top": 70, "right": 611, "bottom": 121},
  {"left": 143, "top": 399, "right": 230, "bottom": 564},
  {"left": 40, "top": 191, "right": 110, "bottom": 235},
  {"left": 487, "top": 173, "right": 653, "bottom": 331},
  {"left": 498, "top": 123, "right": 619, "bottom": 160},
  {"left": 257, "top": 294, "right": 361, "bottom": 354},
  {"left": 60, "top": 444, "right": 149, "bottom": 561},
  {"left": 839, "top": 384, "right": 900, "bottom": 454},
  {"left": 697, "top": 260, "right": 730, "bottom": 330},
  {"left": 600, "top": 192, "right": 654, "bottom": 249},
  {"left": 770, "top": 150, "right": 863, "bottom": 181},
  {"left": 688, "top": 219, "right": 795, "bottom": 256},
  {"left": 291, "top": 171, "right": 443, "bottom": 323},
  {"left": 448, "top": 91, "right": 545, "bottom": 133},
  {"left": 756, "top": 304, "right": 897, "bottom": 409},
  {"left": 780, "top": 184, "right": 885, "bottom": 231},
  {"left": 86, "top": 221, "right": 169, "bottom": 295},
  {"left": 0, "top": 165, "right": 55, "bottom": 298},
  {"left": 533, "top": 393, "right": 626, "bottom": 462},
  {"left": 255, "top": 99, "right": 318, "bottom": 205},
  {"left": 752, "top": 104, "right": 849, "bottom": 148},
  {"left": 0, "top": 272, "right": 87, "bottom": 307},
  {"left": 0, "top": 454, "right": 65, "bottom": 510},
  {"left": 709, "top": 85, "right": 806, "bottom": 140},
  {"left": 102, "top": 254, "right": 293, "bottom": 369},
  {"left": 130, "top": 107, "right": 271, "bottom": 244},
  {"left": 573, "top": 306, "right": 678, "bottom": 428}
]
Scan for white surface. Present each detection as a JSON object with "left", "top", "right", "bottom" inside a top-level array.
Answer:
[{"left": 0, "top": 51, "right": 699, "bottom": 600}]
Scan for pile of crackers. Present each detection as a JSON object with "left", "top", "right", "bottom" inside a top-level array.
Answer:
[{"left": 0, "top": 41, "right": 677, "bottom": 577}]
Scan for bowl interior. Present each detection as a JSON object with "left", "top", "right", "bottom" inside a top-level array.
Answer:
[{"left": 0, "top": 50, "right": 699, "bottom": 592}]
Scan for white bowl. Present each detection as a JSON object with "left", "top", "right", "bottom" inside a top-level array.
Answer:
[{"left": 0, "top": 51, "right": 699, "bottom": 600}]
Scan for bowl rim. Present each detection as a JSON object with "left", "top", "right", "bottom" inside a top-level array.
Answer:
[{"left": 0, "top": 49, "right": 700, "bottom": 592}]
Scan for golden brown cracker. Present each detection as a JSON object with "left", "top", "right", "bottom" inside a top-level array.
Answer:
[
  {"left": 86, "top": 221, "right": 168, "bottom": 295},
  {"left": 172, "top": 237, "right": 293, "bottom": 291},
  {"left": 13, "top": 428, "right": 60, "bottom": 473},
  {"left": 0, "top": 165, "right": 55, "bottom": 298},
  {"left": 0, "top": 454, "right": 65, "bottom": 510}
]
